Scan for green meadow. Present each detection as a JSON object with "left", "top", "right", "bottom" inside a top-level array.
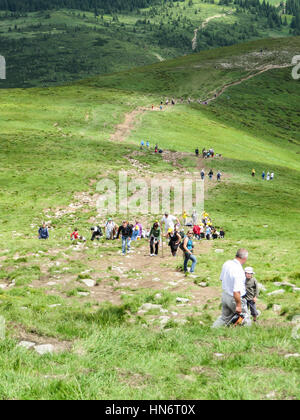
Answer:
[{"left": 0, "top": 36, "right": 299, "bottom": 400}]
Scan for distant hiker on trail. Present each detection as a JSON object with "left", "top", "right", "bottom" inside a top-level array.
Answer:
[
  {"left": 172, "top": 99, "right": 175, "bottom": 105},
  {"left": 212, "top": 249, "right": 252, "bottom": 328},
  {"left": 140, "top": 140, "right": 145, "bottom": 150},
  {"left": 202, "top": 148, "right": 206, "bottom": 158},
  {"left": 208, "top": 169, "right": 214, "bottom": 180},
  {"left": 192, "top": 209, "right": 198, "bottom": 225},
  {"left": 245, "top": 267, "right": 259, "bottom": 323},
  {"left": 91, "top": 226, "right": 103, "bottom": 241},
  {"left": 38, "top": 223, "right": 49, "bottom": 240},
  {"left": 146, "top": 141, "right": 150, "bottom": 149},
  {"left": 206, "top": 225, "right": 212, "bottom": 240},
  {"left": 155, "top": 144, "right": 158, "bottom": 153},
  {"left": 252, "top": 169, "right": 256, "bottom": 177},
  {"left": 271, "top": 172, "right": 274, "bottom": 180},
  {"left": 71, "top": 229, "right": 86, "bottom": 242},
  {"left": 166, "top": 99, "right": 169, "bottom": 106},
  {"left": 149, "top": 222, "right": 161, "bottom": 257},
  {"left": 132, "top": 220, "right": 142, "bottom": 241},
  {"left": 182, "top": 210, "right": 188, "bottom": 226},
  {"left": 201, "top": 169, "right": 205, "bottom": 180},
  {"left": 152, "top": 105, "right": 154, "bottom": 110},
  {"left": 193, "top": 224, "right": 201, "bottom": 240},
  {"left": 105, "top": 218, "right": 117, "bottom": 240},
  {"left": 195, "top": 148, "right": 199, "bottom": 157},
  {"left": 266, "top": 172, "right": 270, "bottom": 181},
  {"left": 167, "top": 228, "right": 181, "bottom": 257},
  {"left": 220, "top": 228, "right": 225, "bottom": 239},
  {"left": 161, "top": 213, "right": 179, "bottom": 235},
  {"left": 182, "top": 230, "right": 197, "bottom": 274},
  {"left": 217, "top": 171, "right": 222, "bottom": 181},
  {"left": 117, "top": 221, "right": 133, "bottom": 256},
  {"left": 262, "top": 171, "right": 265, "bottom": 180},
  {"left": 71, "top": 229, "right": 78, "bottom": 241}
]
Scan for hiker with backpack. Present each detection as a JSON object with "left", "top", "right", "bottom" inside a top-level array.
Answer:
[
  {"left": 167, "top": 228, "right": 181, "bottom": 257},
  {"left": 91, "top": 226, "right": 103, "bottom": 241},
  {"left": 38, "top": 223, "right": 49, "bottom": 240},
  {"left": 181, "top": 230, "right": 197, "bottom": 273},
  {"left": 149, "top": 222, "right": 161, "bottom": 257}
]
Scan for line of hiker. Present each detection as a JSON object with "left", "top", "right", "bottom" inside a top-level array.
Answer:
[
  {"left": 200, "top": 168, "right": 222, "bottom": 181},
  {"left": 251, "top": 169, "right": 275, "bottom": 180}
]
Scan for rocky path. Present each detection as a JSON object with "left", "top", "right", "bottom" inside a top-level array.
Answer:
[{"left": 192, "top": 14, "right": 227, "bottom": 51}]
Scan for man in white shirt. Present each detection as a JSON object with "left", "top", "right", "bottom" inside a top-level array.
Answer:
[
  {"left": 161, "top": 213, "right": 179, "bottom": 234},
  {"left": 212, "top": 249, "right": 252, "bottom": 327}
]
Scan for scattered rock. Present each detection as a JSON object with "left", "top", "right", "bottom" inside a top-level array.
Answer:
[
  {"left": 18, "top": 341, "right": 35, "bottom": 350},
  {"left": 267, "top": 289, "right": 285, "bottom": 296},
  {"left": 155, "top": 293, "right": 162, "bottom": 300},
  {"left": 272, "top": 304, "right": 281, "bottom": 313},
  {"left": 159, "top": 316, "right": 170, "bottom": 325},
  {"left": 266, "top": 391, "right": 276, "bottom": 399},
  {"left": 160, "top": 309, "right": 168, "bottom": 314},
  {"left": 47, "top": 282, "right": 57, "bottom": 286},
  {"left": 34, "top": 344, "right": 54, "bottom": 355},
  {"left": 273, "top": 282, "right": 296, "bottom": 288},
  {"left": 0, "top": 284, "right": 7, "bottom": 290},
  {"left": 177, "top": 374, "right": 196, "bottom": 382},
  {"left": 153, "top": 278, "right": 160, "bottom": 282},
  {"left": 284, "top": 353, "right": 300, "bottom": 359},
  {"left": 215, "top": 249, "right": 224, "bottom": 253},
  {"left": 168, "top": 282, "right": 178, "bottom": 286},
  {"left": 258, "top": 283, "right": 267, "bottom": 292},
  {"left": 214, "top": 353, "right": 224, "bottom": 358},
  {"left": 176, "top": 297, "right": 189, "bottom": 303},
  {"left": 81, "top": 279, "right": 96, "bottom": 288},
  {"left": 78, "top": 292, "right": 90, "bottom": 297},
  {"left": 199, "top": 282, "right": 208, "bottom": 288},
  {"left": 48, "top": 304, "right": 62, "bottom": 308},
  {"left": 140, "top": 303, "right": 162, "bottom": 312}
]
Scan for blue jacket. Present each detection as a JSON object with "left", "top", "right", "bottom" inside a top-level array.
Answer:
[{"left": 39, "top": 227, "right": 49, "bottom": 239}]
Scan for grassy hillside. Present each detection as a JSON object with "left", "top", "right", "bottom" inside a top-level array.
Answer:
[
  {"left": 0, "top": 0, "right": 294, "bottom": 88},
  {"left": 0, "top": 37, "right": 299, "bottom": 400}
]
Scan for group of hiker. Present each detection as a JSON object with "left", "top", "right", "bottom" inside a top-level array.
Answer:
[
  {"left": 38, "top": 210, "right": 224, "bottom": 275},
  {"left": 195, "top": 148, "right": 216, "bottom": 159},
  {"left": 252, "top": 169, "right": 275, "bottom": 181},
  {"left": 140, "top": 140, "right": 163, "bottom": 154},
  {"left": 38, "top": 220, "right": 263, "bottom": 326}
]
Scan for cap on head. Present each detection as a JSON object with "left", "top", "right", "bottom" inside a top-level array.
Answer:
[{"left": 245, "top": 267, "right": 255, "bottom": 274}]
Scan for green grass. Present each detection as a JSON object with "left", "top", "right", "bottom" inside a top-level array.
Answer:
[{"left": 0, "top": 36, "right": 299, "bottom": 399}]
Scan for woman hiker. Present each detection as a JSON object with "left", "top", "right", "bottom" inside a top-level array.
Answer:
[{"left": 182, "top": 230, "right": 197, "bottom": 273}]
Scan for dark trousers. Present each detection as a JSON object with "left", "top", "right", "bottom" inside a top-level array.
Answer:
[
  {"left": 247, "top": 300, "right": 258, "bottom": 317},
  {"left": 150, "top": 238, "right": 159, "bottom": 255},
  {"left": 91, "top": 232, "right": 101, "bottom": 241}
]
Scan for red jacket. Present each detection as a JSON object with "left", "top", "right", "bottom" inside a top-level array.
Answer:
[
  {"left": 71, "top": 231, "right": 79, "bottom": 240},
  {"left": 193, "top": 225, "right": 200, "bottom": 235}
]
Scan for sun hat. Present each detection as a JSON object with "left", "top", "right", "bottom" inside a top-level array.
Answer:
[{"left": 245, "top": 267, "right": 255, "bottom": 274}]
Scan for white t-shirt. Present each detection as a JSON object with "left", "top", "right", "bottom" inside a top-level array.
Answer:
[
  {"left": 161, "top": 215, "right": 177, "bottom": 232},
  {"left": 220, "top": 259, "right": 246, "bottom": 297}
]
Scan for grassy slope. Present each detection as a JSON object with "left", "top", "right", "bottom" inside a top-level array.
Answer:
[{"left": 0, "top": 37, "right": 299, "bottom": 399}]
